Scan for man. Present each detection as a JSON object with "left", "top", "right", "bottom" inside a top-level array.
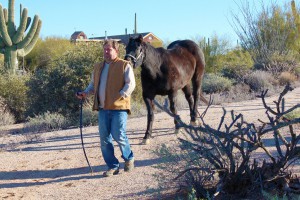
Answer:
[{"left": 76, "top": 39, "right": 136, "bottom": 177}]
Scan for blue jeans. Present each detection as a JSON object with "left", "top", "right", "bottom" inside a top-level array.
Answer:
[{"left": 98, "top": 109, "right": 134, "bottom": 169}]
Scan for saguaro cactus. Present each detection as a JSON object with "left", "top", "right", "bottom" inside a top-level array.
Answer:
[
  {"left": 291, "top": 0, "right": 300, "bottom": 33},
  {"left": 0, "top": 0, "right": 42, "bottom": 74},
  {"left": 291, "top": 0, "right": 300, "bottom": 53}
]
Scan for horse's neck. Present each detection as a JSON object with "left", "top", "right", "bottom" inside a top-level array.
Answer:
[{"left": 142, "top": 44, "right": 163, "bottom": 76}]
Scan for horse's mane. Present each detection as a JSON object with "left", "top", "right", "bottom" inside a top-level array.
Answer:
[
  {"left": 142, "top": 42, "right": 166, "bottom": 55},
  {"left": 142, "top": 42, "right": 167, "bottom": 67}
]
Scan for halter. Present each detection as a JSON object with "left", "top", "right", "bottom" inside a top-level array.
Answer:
[{"left": 125, "top": 51, "right": 143, "bottom": 64}]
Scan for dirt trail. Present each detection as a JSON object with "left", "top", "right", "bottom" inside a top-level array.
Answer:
[{"left": 0, "top": 87, "right": 300, "bottom": 200}]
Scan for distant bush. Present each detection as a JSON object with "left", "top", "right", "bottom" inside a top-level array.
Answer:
[
  {"left": 202, "top": 73, "right": 233, "bottom": 93},
  {"left": 295, "top": 66, "right": 300, "bottom": 78},
  {"left": 0, "top": 73, "right": 29, "bottom": 122},
  {"left": 267, "top": 52, "right": 300, "bottom": 75},
  {"left": 253, "top": 52, "right": 300, "bottom": 75},
  {"left": 81, "top": 103, "right": 98, "bottom": 126},
  {"left": 24, "top": 111, "right": 69, "bottom": 133},
  {"left": 26, "top": 42, "right": 103, "bottom": 118},
  {"left": 0, "top": 96, "right": 15, "bottom": 126},
  {"left": 278, "top": 71, "right": 297, "bottom": 85},
  {"left": 244, "top": 70, "right": 275, "bottom": 92},
  {"left": 131, "top": 67, "right": 144, "bottom": 105},
  {"left": 211, "top": 83, "right": 256, "bottom": 104},
  {"left": 25, "top": 37, "right": 74, "bottom": 72},
  {"left": 0, "top": 54, "right": 4, "bottom": 73},
  {"left": 0, "top": 110, "right": 15, "bottom": 126},
  {"left": 131, "top": 101, "right": 147, "bottom": 117},
  {"left": 220, "top": 48, "right": 253, "bottom": 82}
]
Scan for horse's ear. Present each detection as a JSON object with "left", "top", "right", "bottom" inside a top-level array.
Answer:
[{"left": 137, "top": 34, "right": 143, "bottom": 43}]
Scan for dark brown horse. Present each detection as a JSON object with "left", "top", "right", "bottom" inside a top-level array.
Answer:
[{"left": 125, "top": 35, "right": 206, "bottom": 144}]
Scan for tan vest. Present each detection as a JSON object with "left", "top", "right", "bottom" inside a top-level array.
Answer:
[{"left": 92, "top": 58, "right": 131, "bottom": 112}]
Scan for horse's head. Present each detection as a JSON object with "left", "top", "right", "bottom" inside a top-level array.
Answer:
[{"left": 125, "top": 34, "right": 144, "bottom": 68}]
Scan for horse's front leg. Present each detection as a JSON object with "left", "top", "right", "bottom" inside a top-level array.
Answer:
[
  {"left": 168, "top": 92, "right": 182, "bottom": 134},
  {"left": 143, "top": 96, "right": 155, "bottom": 144}
]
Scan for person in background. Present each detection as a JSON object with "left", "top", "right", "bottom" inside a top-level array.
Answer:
[{"left": 76, "top": 39, "right": 136, "bottom": 177}]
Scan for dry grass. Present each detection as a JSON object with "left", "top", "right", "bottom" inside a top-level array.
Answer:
[{"left": 278, "top": 71, "right": 298, "bottom": 86}]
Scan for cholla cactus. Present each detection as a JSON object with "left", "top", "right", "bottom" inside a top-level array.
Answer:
[{"left": 0, "top": 0, "right": 42, "bottom": 74}]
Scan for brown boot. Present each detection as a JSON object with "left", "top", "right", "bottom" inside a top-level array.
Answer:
[
  {"left": 103, "top": 168, "right": 120, "bottom": 177},
  {"left": 124, "top": 158, "right": 134, "bottom": 172}
]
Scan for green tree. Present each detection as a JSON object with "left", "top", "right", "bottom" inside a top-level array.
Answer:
[{"left": 231, "top": 1, "right": 297, "bottom": 72}]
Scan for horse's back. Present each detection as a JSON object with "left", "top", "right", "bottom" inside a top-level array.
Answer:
[
  {"left": 167, "top": 40, "right": 205, "bottom": 67},
  {"left": 167, "top": 40, "right": 198, "bottom": 51}
]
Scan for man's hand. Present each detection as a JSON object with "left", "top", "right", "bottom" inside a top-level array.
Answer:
[{"left": 76, "top": 91, "right": 87, "bottom": 100}]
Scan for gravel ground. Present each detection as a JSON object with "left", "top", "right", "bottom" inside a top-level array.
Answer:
[{"left": 0, "top": 87, "right": 299, "bottom": 200}]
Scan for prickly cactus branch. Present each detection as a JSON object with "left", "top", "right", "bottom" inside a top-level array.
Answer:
[{"left": 0, "top": 0, "right": 42, "bottom": 74}]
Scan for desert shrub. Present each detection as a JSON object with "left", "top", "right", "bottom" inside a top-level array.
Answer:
[
  {"left": 131, "top": 101, "right": 147, "bottom": 117},
  {"left": 26, "top": 42, "right": 103, "bottom": 118},
  {"left": 220, "top": 48, "right": 253, "bottom": 82},
  {"left": 0, "top": 54, "right": 4, "bottom": 73},
  {"left": 278, "top": 71, "right": 297, "bottom": 85},
  {"left": 202, "top": 73, "right": 233, "bottom": 93},
  {"left": 0, "top": 73, "right": 30, "bottom": 122},
  {"left": 0, "top": 96, "right": 15, "bottom": 126},
  {"left": 211, "top": 83, "right": 256, "bottom": 104},
  {"left": 24, "top": 111, "right": 69, "bottom": 133},
  {"left": 0, "top": 110, "right": 15, "bottom": 126},
  {"left": 81, "top": 103, "right": 98, "bottom": 126},
  {"left": 25, "top": 37, "right": 74, "bottom": 72},
  {"left": 244, "top": 70, "right": 275, "bottom": 91},
  {"left": 260, "top": 52, "right": 300, "bottom": 75},
  {"left": 295, "top": 66, "right": 300, "bottom": 78},
  {"left": 175, "top": 91, "right": 190, "bottom": 110},
  {"left": 131, "top": 67, "right": 144, "bottom": 105}
]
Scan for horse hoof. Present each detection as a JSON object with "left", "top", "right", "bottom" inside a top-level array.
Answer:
[
  {"left": 174, "top": 128, "right": 183, "bottom": 134},
  {"left": 142, "top": 138, "right": 150, "bottom": 145},
  {"left": 190, "top": 120, "right": 201, "bottom": 126}
]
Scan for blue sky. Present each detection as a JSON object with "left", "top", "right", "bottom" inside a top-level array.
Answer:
[{"left": 0, "top": 0, "right": 291, "bottom": 43}]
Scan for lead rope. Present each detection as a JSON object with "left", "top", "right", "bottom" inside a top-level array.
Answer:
[{"left": 79, "top": 98, "right": 94, "bottom": 174}]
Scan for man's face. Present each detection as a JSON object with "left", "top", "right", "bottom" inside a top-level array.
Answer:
[{"left": 104, "top": 44, "right": 118, "bottom": 62}]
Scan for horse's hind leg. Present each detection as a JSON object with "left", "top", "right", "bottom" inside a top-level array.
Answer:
[
  {"left": 191, "top": 69, "right": 204, "bottom": 126},
  {"left": 168, "top": 92, "right": 182, "bottom": 134},
  {"left": 143, "top": 96, "right": 155, "bottom": 144},
  {"left": 182, "top": 84, "right": 195, "bottom": 123}
]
